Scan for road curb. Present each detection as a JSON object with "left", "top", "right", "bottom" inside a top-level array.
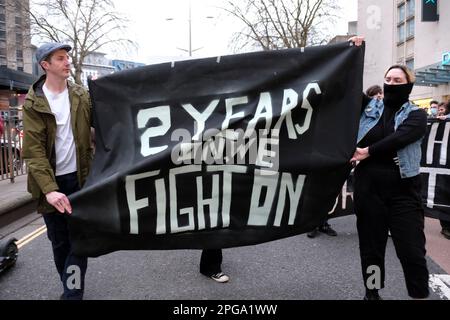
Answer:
[{"left": 0, "top": 195, "right": 34, "bottom": 217}]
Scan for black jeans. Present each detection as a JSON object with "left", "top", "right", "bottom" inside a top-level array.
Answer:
[
  {"left": 200, "top": 249, "right": 223, "bottom": 276},
  {"left": 354, "top": 164, "right": 429, "bottom": 299},
  {"left": 42, "top": 172, "right": 87, "bottom": 300}
]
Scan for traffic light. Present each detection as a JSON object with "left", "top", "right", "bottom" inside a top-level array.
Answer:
[{"left": 422, "top": 0, "right": 439, "bottom": 22}]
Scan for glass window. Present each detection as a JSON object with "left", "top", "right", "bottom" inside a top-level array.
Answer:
[
  {"left": 407, "top": 0, "right": 415, "bottom": 17},
  {"left": 0, "top": 29, "right": 5, "bottom": 39},
  {"left": 15, "top": 17, "right": 21, "bottom": 25},
  {"left": 398, "top": 4, "right": 406, "bottom": 22},
  {"left": 398, "top": 24, "right": 405, "bottom": 42},
  {"left": 16, "top": 49, "right": 23, "bottom": 60},
  {"left": 0, "top": 47, "right": 6, "bottom": 57},
  {"left": 16, "top": 32, "right": 22, "bottom": 43},
  {"left": 406, "top": 59, "right": 414, "bottom": 70},
  {"left": 0, "top": 13, "right": 4, "bottom": 22},
  {"left": 407, "top": 19, "right": 415, "bottom": 38}
]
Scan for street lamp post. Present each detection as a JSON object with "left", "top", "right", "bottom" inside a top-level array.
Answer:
[
  {"left": 166, "top": 0, "right": 214, "bottom": 57},
  {"left": 188, "top": 2, "right": 192, "bottom": 56}
]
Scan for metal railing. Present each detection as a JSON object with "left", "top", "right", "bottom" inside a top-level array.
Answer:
[{"left": 1, "top": 107, "right": 27, "bottom": 182}]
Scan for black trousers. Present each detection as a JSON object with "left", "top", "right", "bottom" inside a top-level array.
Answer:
[
  {"left": 440, "top": 219, "right": 450, "bottom": 229},
  {"left": 43, "top": 172, "right": 87, "bottom": 300},
  {"left": 354, "top": 164, "right": 429, "bottom": 299},
  {"left": 199, "top": 249, "right": 222, "bottom": 276}
]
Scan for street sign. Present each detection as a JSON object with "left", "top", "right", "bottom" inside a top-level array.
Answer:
[
  {"left": 422, "top": 0, "right": 439, "bottom": 22},
  {"left": 443, "top": 52, "right": 450, "bottom": 66}
]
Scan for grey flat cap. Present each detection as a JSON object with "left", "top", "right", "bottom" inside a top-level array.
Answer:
[{"left": 36, "top": 43, "right": 72, "bottom": 64}]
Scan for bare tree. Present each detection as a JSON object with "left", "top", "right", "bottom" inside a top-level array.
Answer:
[
  {"left": 28, "top": 0, "right": 134, "bottom": 84},
  {"left": 223, "top": 0, "right": 341, "bottom": 52}
]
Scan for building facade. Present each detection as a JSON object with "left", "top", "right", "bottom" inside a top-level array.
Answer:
[
  {"left": 80, "top": 56, "right": 146, "bottom": 87},
  {"left": 0, "top": 0, "right": 32, "bottom": 73},
  {"left": 80, "top": 52, "right": 115, "bottom": 87},
  {"left": 0, "top": 0, "right": 35, "bottom": 112},
  {"left": 112, "top": 59, "right": 145, "bottom": 72},
  {"left": 357, "top": 0, "right": 450, "bottom": 106}
]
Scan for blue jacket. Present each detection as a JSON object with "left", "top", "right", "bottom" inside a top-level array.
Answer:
[{"left": 357, "top": 98, "right": 423, "bottom": 178}]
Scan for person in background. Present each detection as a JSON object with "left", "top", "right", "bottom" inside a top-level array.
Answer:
[
  {"left": 429, "top": 100, "right": 439, "bottom": 118},
  {"left": 200, "top": 249, "right": 229, "bottom": 283},
  {"left": 349, "top": 35, "right": 429, "bottom": 301},
  {"left": 437, "top": 101, "right": 450, "bottom": 120},
  {"left": 22, "top": 43, "right": 93, "bottom": 300},
  {"left": 435, "top": 100, "right": 450, "bottom": 239},
  {"left": 365, "top": 85, "right": 383, "bottom": 101}
]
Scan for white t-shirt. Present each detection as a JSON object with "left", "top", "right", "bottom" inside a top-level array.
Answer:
[{"left": 43, "top": 84, "right": 77, "bottom": 176}]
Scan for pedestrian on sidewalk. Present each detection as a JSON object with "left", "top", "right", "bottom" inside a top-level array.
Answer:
[
  {"left": 349, "top": 37, "right": 429, "bottom": 300},
  {"left": 22, "top": 43, "right": 93, "bottom": 300}
]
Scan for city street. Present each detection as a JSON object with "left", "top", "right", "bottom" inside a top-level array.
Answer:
[
  {"left": 0, "top": 0, "right": 450, "bottom": 311},
  {"left": 0, "top": 213, "right": 448, "bottom": 300}
]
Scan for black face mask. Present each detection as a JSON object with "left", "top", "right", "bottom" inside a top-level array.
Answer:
[{"left": 383, "top": 83, "right": 414, "bottom": 107}]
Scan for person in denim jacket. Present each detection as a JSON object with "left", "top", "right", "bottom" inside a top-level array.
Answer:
[{"left": 349, "top": 57, "right": 429, "bottom": 300}]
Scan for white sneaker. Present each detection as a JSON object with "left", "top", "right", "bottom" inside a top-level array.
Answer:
[{"left": 210, "top": 272, "right": 230, "bottom": 283}]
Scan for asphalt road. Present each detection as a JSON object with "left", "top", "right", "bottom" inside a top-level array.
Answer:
[{"left": 0, "top": 214, "right": 448, "bottom": 300}]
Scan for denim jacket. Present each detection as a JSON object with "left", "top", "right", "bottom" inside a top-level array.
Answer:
[{"left": 357, "top": 98, "right": 422, "bottom": 178}]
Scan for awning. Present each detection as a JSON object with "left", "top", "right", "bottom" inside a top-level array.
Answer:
[
  {"left": 415, "top": 62, "right": 450, "bottom": 87},
  {"left": 0, "top": 66, "right": 38, "bottom": 92}
]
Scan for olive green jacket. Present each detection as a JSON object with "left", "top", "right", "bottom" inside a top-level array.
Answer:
[{"left": 22, "top": 75, "right": 93, "bottom": 213}]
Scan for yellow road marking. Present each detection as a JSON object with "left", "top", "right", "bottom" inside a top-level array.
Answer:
[{"left": 16, "top": 225, "right": 47, "bottom": 249}]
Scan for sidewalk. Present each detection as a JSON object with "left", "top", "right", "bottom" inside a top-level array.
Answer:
[
  {"left": 0, "top": 175, "right": 33, "bottom": 216},
  {"left": 425, "top": 217, "right": 450, "bottom": 274}
]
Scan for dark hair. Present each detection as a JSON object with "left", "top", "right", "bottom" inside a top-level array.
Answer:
[
  {"left": 384, "top": 64, "right": 416, "bottom": 83},
  {"left": 366, "top": 85, "right": 383, "bottom": 97},
  {"left": 445, "top": 101, "right": 450, "bottom": 115},
  {"left": 39, "top": 50, "right": 62, "bottom": 71},
  {"left": 430, "top": 100, "right": 439, "bottom": 106}
]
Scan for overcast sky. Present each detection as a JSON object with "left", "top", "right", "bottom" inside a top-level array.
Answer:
[{"left": 107, "top": 0, "right": 357, "bottom": 64}]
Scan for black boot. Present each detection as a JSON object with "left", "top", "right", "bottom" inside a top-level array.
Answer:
[
  {"left": 319, "top": 222, "right": 337, "bottom": 236},
  {"left": 307, "top": 227, "right": 320, "bottom": 238},
  {"left": 363, "top": 289, "right": 383, "bottom": 300}
]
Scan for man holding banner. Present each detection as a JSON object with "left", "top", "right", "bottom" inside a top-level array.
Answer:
[
  {"left": 351, "top": 58, "right": 429, "bottom": 300},
  {"left": 22, "top": 43, "right": 93, "bottom": 300}
]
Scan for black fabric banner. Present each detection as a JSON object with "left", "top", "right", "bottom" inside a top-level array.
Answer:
[
  {"left": 420, "top": 119, "right": 450, "bottom": 221},
  {"left": 69, "top": 42, "right": 365, "bottom": 257}
]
